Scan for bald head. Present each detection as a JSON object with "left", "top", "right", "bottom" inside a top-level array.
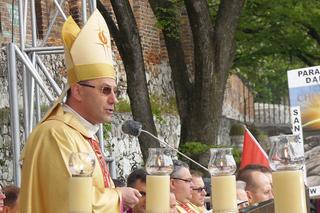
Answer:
[{"left": 237, "top": 164, "right": 273, "bottom": 205}]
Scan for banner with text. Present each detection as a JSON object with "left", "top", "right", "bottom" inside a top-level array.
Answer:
[{"left": 288, "top": 65, "right": 320, "bottom": 187}]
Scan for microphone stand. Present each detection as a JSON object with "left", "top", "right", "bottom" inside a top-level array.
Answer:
[{"left": 140, "top": 130, "right": 210, "bottom": 173}]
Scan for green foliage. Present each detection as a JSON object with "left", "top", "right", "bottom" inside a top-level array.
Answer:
[
  {"left": 115, "top": 99, "right": 131, "bottom": 112},
  {"left": 208, "top": 0, "right": 220, "bottom": 21},
  {"left": 150, "top": 95, "right": 178, "bottom": 123},
  {"left": 103, "top": 123, "right": 112, "bottom": 135},
  {"left": 103, "top": 123, "right": 115, "bottom": 152},
  {"left": 103, "top": 123, "right": 112, "bottom": 142},
  {"left": 234, "top": 0, "right": 320, "bottom": 103},
  {"left": 232, "top": 147, "right": 242, "bottom": 166},
  {"left": 179, "top": 141, "right": 209, "bottom": 156},
  {"left": 229, "top": 123, "right": 245, "bottom": 136},
  {"left": 154, "top": 0, "right": 183, "bottom": 39},
  {"left": 150, "top": 95, "right": 164, "bottom": 123}
]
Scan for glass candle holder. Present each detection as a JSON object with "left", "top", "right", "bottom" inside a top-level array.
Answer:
[
  {"left": 269, "top": 135, "right": 307, "bottom": 213},
  {"left": 68, "top": 152, "right": 95, "bottom": 213},
  {"left": 145, "top": 148, "right": 173, "bottom": 213},
  {"left": 208, "top": 148, "right": 237, "bottom": 176},
  {"left": 269, "top": 134, "right": 304, "bottom": 171},
  {"left": 145, "top": 148, "right": 173, "bottom": 175},
  {"left": 208, "top": 148, "right": 237, "bottom": 213}
]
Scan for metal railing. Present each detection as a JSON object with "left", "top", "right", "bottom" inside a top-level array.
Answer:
[
  {"left": 7, "top": 0, "right": 115, "bottom": 186},
  {"left": 254, "top": 98, "right": 291, "bottom": 126}
]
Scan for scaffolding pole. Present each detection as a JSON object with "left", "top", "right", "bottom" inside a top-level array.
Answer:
[{"left": 7, "top": 43, "right": 21, "bottom": 186}]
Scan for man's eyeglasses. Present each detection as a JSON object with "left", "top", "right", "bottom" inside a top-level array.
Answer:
[
  {"left": 171, "top": 177, "right": 193, "bottom": 183},
  {"left": 192, "top": 187, "right": 206, "bottom": 193},
  {"left": 78, "top": 83, "right": 116, "bottom": 96}
]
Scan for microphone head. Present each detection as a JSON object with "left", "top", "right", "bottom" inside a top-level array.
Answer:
[{"left": 121, "top": 120, "right": 142, "bottom": 137}]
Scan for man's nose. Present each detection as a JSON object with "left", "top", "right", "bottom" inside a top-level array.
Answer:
[
  {"left": 202, "top": 189, "right": 207, "bottom": 196},
  {"left": 190, "top": 182, "right": 194, "bottom": 188},
  {"left": 109, "top": 90, "right": 118, "bottom": 104}
]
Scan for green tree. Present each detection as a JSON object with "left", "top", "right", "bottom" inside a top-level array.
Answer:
[{"left": 234, "top": 0, "right": 320, "bottom": 102}]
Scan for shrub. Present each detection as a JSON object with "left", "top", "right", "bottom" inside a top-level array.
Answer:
[{"left": 229, "top": 123, "right": 245, "bottom": 136}]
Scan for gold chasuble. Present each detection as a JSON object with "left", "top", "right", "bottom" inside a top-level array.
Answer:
[
  {"left": 19, "top": 105, "right": 121, "bottom": 213},
  {"left": 19, "top": 9, "right": 121, "bottom": 213}
]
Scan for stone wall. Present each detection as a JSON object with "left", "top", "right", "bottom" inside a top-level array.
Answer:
[{"left": 0, "top": 108, "right": 15, "bottom": 186}]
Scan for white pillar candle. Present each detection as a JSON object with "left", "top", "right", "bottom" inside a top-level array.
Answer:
[
  {"left": 69, "top": 177, "right": 92, "bottom": 213},
  {"left": 211, "top": 175, "right": 237, "bottom": 212},
  {"left": 272, "top": 170, "right": 307, "bottom": 213},
  {"left": 146, "top": 175, "right": 170, "bottom": 213}
]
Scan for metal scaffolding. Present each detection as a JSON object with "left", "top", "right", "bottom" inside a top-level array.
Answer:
[{"left": 7, "top": 0, "right": 116, "bottom": 186}]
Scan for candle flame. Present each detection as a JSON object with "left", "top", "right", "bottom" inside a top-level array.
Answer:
[
  {"left": 284, "top": 147, "right": 288, "bottom": 159},
  {"left": 156, "top": 155, "right": 163, "bottom": 168},
  {"left": 219, "top": 160, "right": 224, "bottom": 168}
]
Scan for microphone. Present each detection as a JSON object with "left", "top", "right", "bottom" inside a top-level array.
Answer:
[
  {"left": 121, "top": 120, "right": 209, "bottom": 172},
  {"left": 121, "top": 120, "right": 142, "bottom": 137}
]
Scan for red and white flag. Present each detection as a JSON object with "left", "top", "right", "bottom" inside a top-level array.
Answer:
[{"left": 239, "top": 128, "right": 270, "bottom": 169}]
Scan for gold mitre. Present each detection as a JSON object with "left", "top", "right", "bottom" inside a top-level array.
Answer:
[
  {"left": 62, "top": 9, "right": 115, "bottom": 85},
  {"left": 41, "top": 10, "right": 115, "bottom": 122}
]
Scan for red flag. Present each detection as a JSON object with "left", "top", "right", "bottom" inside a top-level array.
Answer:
[{"left": 239, "top": 128, "right": 270, "bottom": 169}]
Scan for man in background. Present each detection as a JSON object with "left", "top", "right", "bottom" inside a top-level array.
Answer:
[
  {"left": 189, "top": 170, "right": 209, "bottom": 213},
  {"left": 170, "top": 160, "right": 201, "bottom": 213},
  {"left": 236, "top": 164, "right": 273, "bottom": 205},
  {"left": 3, "top": 185, "right": 19, "bottom": 213},
  {"left": 126, "top": 169, "right": 148, "bottom": 213}
]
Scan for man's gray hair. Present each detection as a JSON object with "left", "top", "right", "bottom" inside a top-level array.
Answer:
[{"left": 170, "top": 159, "right": 189, "bottom": 178}]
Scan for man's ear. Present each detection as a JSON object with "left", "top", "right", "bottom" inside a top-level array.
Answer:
[
  {"left": 70, "top": 84, "right": 83, "bottom": 101},
  {"left": 246, "top": 190, "right": 254, "bottom": 204},
  {"left": 170, "top": 179, "right": 175, "bottom": 191}
]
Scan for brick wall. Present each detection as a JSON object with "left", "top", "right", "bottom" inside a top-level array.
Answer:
[
  {"left": 180, "top": 8, "right": 194, "bottom": 71},
  {"left": 223, "top": 74, "right": 254, "bottom": 122},
  {"left": 1, "top": 0, "right": 32, "bottom": 46}
]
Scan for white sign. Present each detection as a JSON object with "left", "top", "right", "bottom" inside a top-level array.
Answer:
[
  {"left": 290, "top": 106, "right": 304, "bottom": 145},
  {"left": 288, "top": 65, "right": 320, "bottom": 88},
  {"left": 309, "top": 185, "right": 320, "bottom": 198}
]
